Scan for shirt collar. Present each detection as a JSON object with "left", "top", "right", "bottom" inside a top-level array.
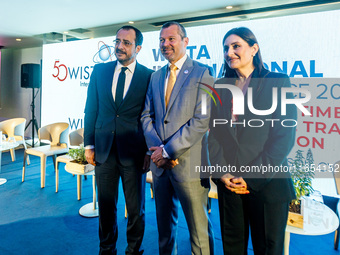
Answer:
[
  {"left": 116, "top": 60, "right": 136, "bottom": 73},
  {"left": 168, "top": 54, "right": 187, "bottom": 70}
]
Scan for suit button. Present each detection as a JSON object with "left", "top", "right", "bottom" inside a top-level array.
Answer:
[
  {"left": 116, "top": 114, "right": 119, "bottom": 117},
  {"left": 112, "top": 131, "right": 115, "bottom": 134},
  {"left": 164, "top": 120, "right": 169, "bottom": 124}
]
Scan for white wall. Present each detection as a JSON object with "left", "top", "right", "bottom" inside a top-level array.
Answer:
[{"left": 0, "top": 47, "right": 42, "bottom": 138}]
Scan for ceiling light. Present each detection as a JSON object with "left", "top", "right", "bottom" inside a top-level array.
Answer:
[
  {"left": 128, "top": 21, "right": 134, "bottom": 24},
  {"left": 16, "top": 38, "right": 22, "bottom": 41},
  {"left": 226, "top": 6, "right": 233, "bottom": 9}
]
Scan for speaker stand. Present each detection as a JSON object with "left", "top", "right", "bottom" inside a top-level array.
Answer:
[{"left": 25, "top": 87, "right": 39, "bottom": 147}]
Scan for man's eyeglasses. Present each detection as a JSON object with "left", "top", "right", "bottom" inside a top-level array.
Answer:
[{"left": 114, "top": 39, "right": 134, "bottom": 47}]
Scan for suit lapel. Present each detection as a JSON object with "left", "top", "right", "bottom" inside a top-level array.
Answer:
[
  {"left": 120, "top": 62, "right": 141, "bottom": 108},
  {"left": 235, "top": 68, "right": 270, "bottom": 137},
  {"left": 236, "top": 73, "right": 258, "bottom": 138},
  {"left": 247, "top": 68, "right": 269, "bottom": 103},
  {"left": 166, "top": 58, "right": 193, "bottom": 112},
  {"left": 106, "top": 61, "right": 117, "bottom": 111},
  {"left": 215, "top": 78, "right": 238, "bottom": 143},
  {"left": 224, "top": 88, "right": 239, "bottom": 143},
  {"left": 159, "top": 65, "right": 167, "bottom": 114}
]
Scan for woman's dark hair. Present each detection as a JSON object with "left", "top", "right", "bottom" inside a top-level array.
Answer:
[{"left": 222, "top": 27, "right": 264, "bottom": 78}]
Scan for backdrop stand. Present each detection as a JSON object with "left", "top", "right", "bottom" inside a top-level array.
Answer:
[
  {"left": 25, "top": 87, "right": 39, "bottom": 147},
  {"left": 21, "top": 63, "right": 41, "bottom": 148}
]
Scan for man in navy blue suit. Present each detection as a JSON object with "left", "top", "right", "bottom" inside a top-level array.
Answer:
[{"left": 84, "top": 26, "right": 153, "bottom": 255}]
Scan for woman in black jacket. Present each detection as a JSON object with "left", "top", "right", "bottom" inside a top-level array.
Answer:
[{"left": 208, "top": 27, "right": 297, "bottom": 255}]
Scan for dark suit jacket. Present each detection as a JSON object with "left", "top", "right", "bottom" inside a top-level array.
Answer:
[
  {"left": 84, "top": 61, "right": 153, "bottom": 167},
  {"left": 208, "top": 67, "right": 296, "bottom": 203}
]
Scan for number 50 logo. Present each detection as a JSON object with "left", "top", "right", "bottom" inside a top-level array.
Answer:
[{"left": 52, "top": 61, "right": 68, "bottom": 81}]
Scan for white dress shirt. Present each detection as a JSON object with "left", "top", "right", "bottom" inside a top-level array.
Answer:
[
  {"left": 112, "top": 60, "right": 136, "bottom": 100},
  {"left": 164, "top": 54, "right": 187, "bottom": 94}
]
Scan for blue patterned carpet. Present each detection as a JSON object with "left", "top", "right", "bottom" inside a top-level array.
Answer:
[{"left": 0, "top": 149, "right": 338, "bottom": 255}]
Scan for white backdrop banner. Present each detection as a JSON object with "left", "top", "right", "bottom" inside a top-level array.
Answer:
[{"left": 42, "top": 10, "right": 340, "bottom": 195}]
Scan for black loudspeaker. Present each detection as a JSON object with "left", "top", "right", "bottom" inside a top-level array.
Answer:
[{"left": 21, "top": 63, "right": 41, "bottom": 88}]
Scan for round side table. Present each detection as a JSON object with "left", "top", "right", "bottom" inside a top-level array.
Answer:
[{"left": 65, "top": 164, "right": 98, "bottom": 217}]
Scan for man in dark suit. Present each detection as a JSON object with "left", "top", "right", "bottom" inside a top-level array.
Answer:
[
  {"left": 84, "top": 26, "right": 153, "bottom": 255},
  {"left": 141, "top": 21, "right": 214, "bottom": 255}
]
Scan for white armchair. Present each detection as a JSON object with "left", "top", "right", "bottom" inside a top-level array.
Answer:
[
  {"left": 0, "top": 118, "right": 30, "bottom": 164},
  {"left": 22, "top": 122, "right": 69, "bottom": 188}
]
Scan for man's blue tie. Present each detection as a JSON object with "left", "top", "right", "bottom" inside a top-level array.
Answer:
[{"left": 115, "top": 67, "right": 128, "bottom": 106}]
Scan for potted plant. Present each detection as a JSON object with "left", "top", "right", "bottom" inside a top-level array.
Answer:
[
  {"left": 66, "top": 144, "right": 94, "bottom": 173},
  {"left": 288, "top": 149, "right": 315, "bottom": 228}
]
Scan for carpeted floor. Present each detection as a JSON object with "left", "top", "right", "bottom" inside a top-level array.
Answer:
[{"left": 0, "top": 148, "right": 338, "bottom": 254}]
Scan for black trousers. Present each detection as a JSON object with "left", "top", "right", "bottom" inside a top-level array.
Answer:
[
  {"left": 95, "top": 143, "right": 145, "bottom": 255},
  {"left": 217, "top": 181, "right": 289, "bottom": 255}
]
